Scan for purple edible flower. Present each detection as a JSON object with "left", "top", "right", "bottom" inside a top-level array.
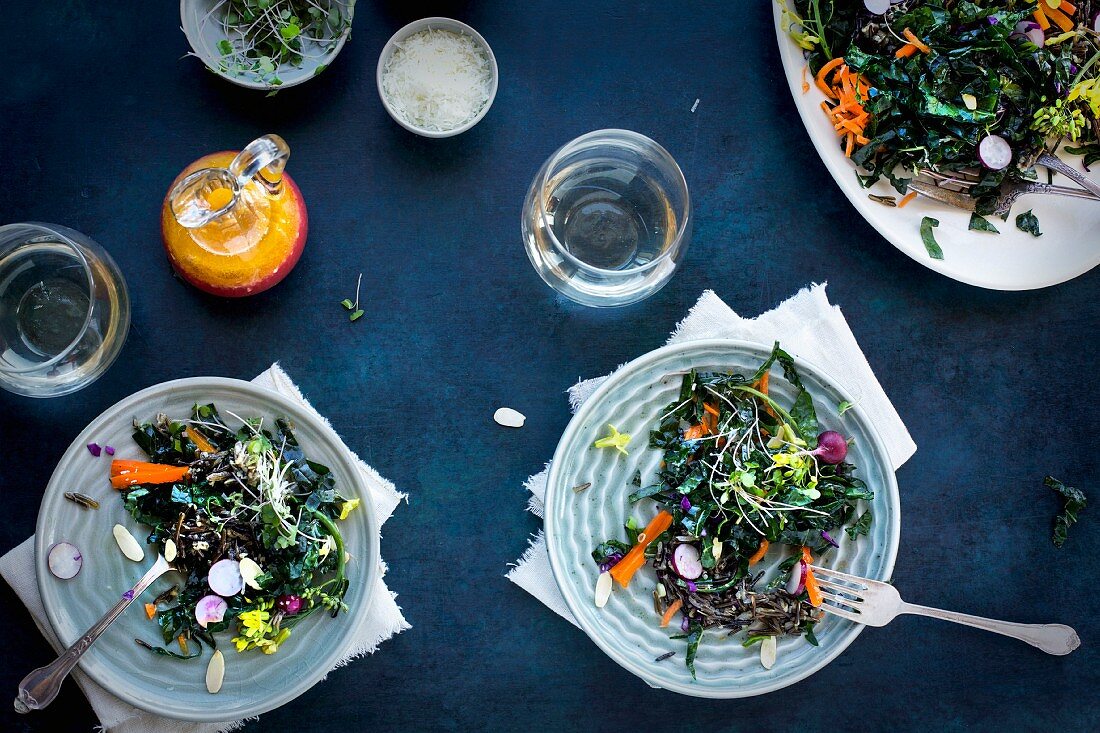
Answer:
[
  {"left": 686, "top": 580, "right": 698, "bottom": 593},
  {"left": 599, "top": 563, "right": 610, "bottom": 573},
  {"left": 821, "top": 530, "right": 840, "bottom": 548},
  {"left": 681, "top": 615, "right": 691, "bottom": 632},
  {"left": 104, "top": 445, "right": 115, "bottom": 456},
  {"left": 122, "top": 589, "right": 134, "bottom": 600},
  {"left": 986, "top": 15, "right": 999, "bottom": 25},
  {"left": 680, "top": 496, "right": 692, "bottom": 512},
  {"left": 86, "top": 443, "right": 101, "bottom": 457}
]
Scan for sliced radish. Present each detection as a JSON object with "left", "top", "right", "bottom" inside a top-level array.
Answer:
[
  {"left": 786, "top": 560, "right": 808, "bottom": 595},
  {"left": 207, "top": 559, "right": 244, "bottom": 597},
  {"left": 671, "top": 544, "right": 703, "bottom": 580},
  {"left": 195, "top": 594, "right": 227, "bottom": 628},
  {"left": 48, "top": 542, "right": 83, "bottom": 580},
  {"left": 812, "top": 430, "right": 849, "bottom": 465},
  {"left": 1093, "top": 10, "right": 1100, "bottom": 33},
  {"left": 978, "top": 134, "right": 1013, "bottom": 170},
  {"left": 864, "top": 0, "right": 891, "bottom": 14}
]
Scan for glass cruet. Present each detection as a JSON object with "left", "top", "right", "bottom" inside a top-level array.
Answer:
[{"left": 161, "top": 134, "right": 308, "bottom": 297}]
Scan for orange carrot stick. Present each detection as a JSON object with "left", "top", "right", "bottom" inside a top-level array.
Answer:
[
  {"left": 610, "top": 511, "right": 673, "bottom": 588},
  {"left": 897, "top": 191, "right": 918, "bottom": 208},
  {"left": 1060, "top": 1, "right": 1076, "bottom": 14},
  {"left": 683, "top": 424, "right": 708, "bottom": 440},
  {"left": 815, "top": 57, "right": 845, "bottom": 99},
  {"left": 1033, "top": 7, "right": 1051, "bottom": 29},
  {"left": 902, "top": 28, "right": 931, "bottom": 53},
  {"left": 660, "top": 599, "right": 684, "bottom": 628},
  {"left": 1043, "top": 4, "right": 1074, "bottom": 31},
  {"left": 185, "top": 426, "right": 215, "bottom": 454},
  {"left": 895, "top": 43, "right": 918, "bottom": 59},
  {"left": 747, "top": 539, "right": 770, "bottom": 565},
  {"left": 804, "top": 568, "right": 824, "bottom": 607}
]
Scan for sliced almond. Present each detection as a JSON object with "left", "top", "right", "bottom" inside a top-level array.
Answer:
[
  {"left": 163, "top": 538, "right": 177, "bottom": 563},
  {"left": 112, "top": 524, "right": 144, "bottom": 562},
  {"left": 206, "top": 650, "right": 225, "bottom": 694},
  {"left": 712, "top": 540, "right": 723, "bottom": 560},
  {"left": 760, "top": 636, "right": 777, "bottom": 669},
  {"left": 594, "top": 571, "right": 613, "bottom": 608},
  {"left": 493, "top": 407, "right": 526, "bottom": 428},
  {"left": 239, "top": 556, "right": 263, "bottom": 590}
]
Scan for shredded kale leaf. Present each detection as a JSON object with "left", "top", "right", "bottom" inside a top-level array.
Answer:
[
  {"left": 1045, "top": 476, "right": 1086, "bottom": 548},
  {"left": 920, "top": 216, "right": 944, "bottom": 260},
  {"left": 1015, "top": 210, "right": 1042, "bottom": 237},
  {"left": 968, "top": 213, "right": 1000, "bottom": 234},
  {"left": 845, "top": 509, "right": 873, "bottom": 540}
]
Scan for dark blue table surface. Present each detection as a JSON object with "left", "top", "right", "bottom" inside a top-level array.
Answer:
[{"left": 1, "top": 2, "right": 1097, "bottom": 731}]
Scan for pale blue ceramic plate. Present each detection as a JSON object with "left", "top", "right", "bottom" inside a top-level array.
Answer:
[
  {"left": 35, "top": 378, "right": 378, "bottom": 721},
  {"left": 544, "top": 340, "right": 900, "bottom": 697}
]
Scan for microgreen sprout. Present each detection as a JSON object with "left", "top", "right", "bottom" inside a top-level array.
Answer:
[{"left": 339, "top": 272, "right": 364, "bottom": 322}]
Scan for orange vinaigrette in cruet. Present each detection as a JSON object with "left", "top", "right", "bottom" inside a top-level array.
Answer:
[{"left": 161, "top": 134, "right": 308, "bottom": 297}]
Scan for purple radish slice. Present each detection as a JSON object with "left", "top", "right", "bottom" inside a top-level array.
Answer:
[
  {"left": 48, "top": 542, "right": 83, "bottom": 580},
  {"left": 671, "top": 544, "right": 703, "bottom": 580},
  {"left": 864, "top": 0, "right": 890, "bottom": 14},
  {"left": 195, "top": 594, "right": 227, "bottom": 628},
  {"left": 786, "top": 560, "right": 808, "bottom": 595},
  {"left": 812, "top": 430, "right": 849, "bottom": 464},
  {"left": 978, "top": 134, "right": 1013, "bottom": 170},
  {"left": 207, "top": 559, "right": 244, "bottom": 596}
]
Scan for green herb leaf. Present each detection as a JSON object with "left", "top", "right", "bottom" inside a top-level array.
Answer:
[
  {"left": 1045, "top": 476, "right": 1086, "bottom": 548},
  {"left": 845, "top": 510, "right": 872, "bottom": 540},
  {"left": 340, "top": 299, "right": 354, "bottom": 310},
  {"left": 217, "top": 39, "right": 234, "bottom": 56},
  {"left": 280, "top": 23, "right": 301, "bottom": 40},
  {"left": 920, "top": 217, "right": 944, "bottom": 260},
  {"left": 1015, "top": 210, "right": 1042, "bottom": 237},
  {"left": 684, "top": 623, "right": 703, "bottom": 680},
  {"left": 837, "top": 400, "right": 853, "bottom": 415},
  {"left": 349, "top": 310, "right": 364, "bottom": 322},
  {"left": 968, "top": 214, "right": 999, "bottom": 234}
]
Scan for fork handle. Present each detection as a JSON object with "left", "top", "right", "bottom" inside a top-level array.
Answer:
[
  {"left": 898, "top": 602, "right": 1080, "bottom": 656},
  {"left": 1037, "top": 152, "right": 1100, "bottom": 198}
]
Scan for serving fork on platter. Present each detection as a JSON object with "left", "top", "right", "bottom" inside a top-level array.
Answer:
[
  {"left": 811, "top": 565, "right": 1080, "bottom": 656},
  {"left": 908, "top": 152, "right": 1100, "bottom": 217}
]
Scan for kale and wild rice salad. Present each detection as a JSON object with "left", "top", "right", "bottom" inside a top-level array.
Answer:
[
  {"left": 592, "top": 344, "right": 872, "bottom": 677},
  {"left": 111, "top": 404, "right": 358, "bottom": 667},
  {"left": 780, "top": 0, "right": 1100, "bottom": 251}
]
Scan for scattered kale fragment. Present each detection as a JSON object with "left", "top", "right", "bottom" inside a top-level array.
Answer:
[
  {"left": 920, "top": 217, "right": 943, "bottom": 260},
  {"left": 1015, "top": 210, "right": 1042, "bottom": 237},
  {"left": 1045, "top": 476, "right": 1086, "bottom": 548}
]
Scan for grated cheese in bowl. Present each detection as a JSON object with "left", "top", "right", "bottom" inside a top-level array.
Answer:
[{"left": 380, "top": 26, "right": 495, "bottom": 135}]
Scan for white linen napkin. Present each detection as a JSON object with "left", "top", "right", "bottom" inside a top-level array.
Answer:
[
  {"left": 0, "top": 364, "right": 410, "bottom": 733},
  {"left": 506, "top": 285, "right": 916, "bottom": 626}
]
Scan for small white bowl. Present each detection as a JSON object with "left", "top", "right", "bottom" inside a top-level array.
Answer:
[
  {"left": 376, "top": 17, "right": 499, "bottom": 138},
  {"left": 180, "top": 0, "right": 354, "bottom": 90}
]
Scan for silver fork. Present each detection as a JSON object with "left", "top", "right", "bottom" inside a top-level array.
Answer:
[
  {"left": 14, "top": 554, "right": 172, "bottom": 713},
  {"left": 811, "top": 565, "right": 1080, "bottom": 656},
  {"left": 908, "top": 176, "right": 1100, "bottom": 217}
]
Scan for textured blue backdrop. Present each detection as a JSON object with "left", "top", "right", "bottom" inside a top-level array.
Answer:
[{"left": 0, "top": 2, "right": 1097, "bottom": 731}]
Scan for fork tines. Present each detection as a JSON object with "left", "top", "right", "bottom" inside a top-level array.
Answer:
[{"left": 811, "top": 566, "right": 867, "bottom": 621}]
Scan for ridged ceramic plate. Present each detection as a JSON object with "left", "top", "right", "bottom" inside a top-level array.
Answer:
[
  {"left": 35, "top": 378, "right": 379, "bottom": 721},
  {"left": 545, "top": 340, "right": 899, "bottom": 697},
  {"left": 772, "top": 1, "right": 1100, "bottom": 290}
]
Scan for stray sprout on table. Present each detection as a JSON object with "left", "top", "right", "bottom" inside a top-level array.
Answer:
[{"left": 339, "top": 272, "right": 364, "bottom": 322}]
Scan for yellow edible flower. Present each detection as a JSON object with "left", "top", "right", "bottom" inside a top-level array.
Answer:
[
  {"left": 593, "top": 424, "right": 632, "bottom": 456},
  {"left": 338, "top": 497, "right": 360, "bottom": 520},
  {"left": 1069, "top": 79, "right": 1100, "bottom": 117}
]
